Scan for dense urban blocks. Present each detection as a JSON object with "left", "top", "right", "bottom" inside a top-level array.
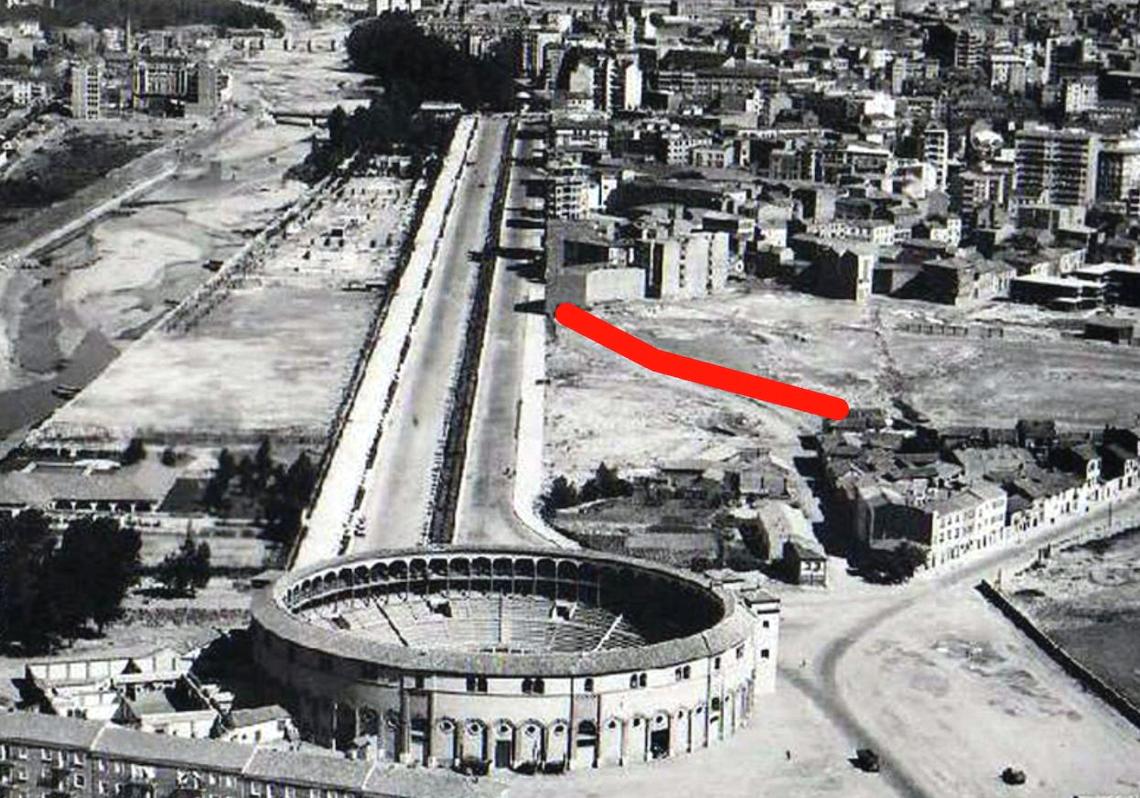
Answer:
[{"left": 251, "top": 548, "right": 779, "bottom": 771}]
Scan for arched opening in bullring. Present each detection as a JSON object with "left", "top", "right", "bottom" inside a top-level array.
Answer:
[
  {"left": 516, "top": 721, "right": 544, "bottom": 769},
  {"left": 492, "top": 720, "right": 514, "bottom": 769},
  {"left": 649, "top": 713, "right": 670, "bottom": 759},
  {"left": 574, "top": 720, "right": 597, "bottom": 768}
]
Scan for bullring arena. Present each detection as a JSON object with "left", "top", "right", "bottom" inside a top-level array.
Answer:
[{"left": 250, "top": 547, "right": 780, "bottom": 772}]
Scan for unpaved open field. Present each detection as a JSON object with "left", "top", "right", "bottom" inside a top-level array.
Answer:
[
  {"left": 545, "top": 285, "right": 1140, "bottom": 480},
  {"left": 1, "top": 11, "right": 375, "bottom": 447},
  {"left": 1006, "top": 526, "right": 1140, "bottom": 708},
  {"left": 41, "top": 285, "right": 377, "bottom": 444}
]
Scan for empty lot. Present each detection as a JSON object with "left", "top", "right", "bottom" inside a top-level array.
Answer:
[{"left": 545, "top": 286, "right": 1140, "bottom": 481}]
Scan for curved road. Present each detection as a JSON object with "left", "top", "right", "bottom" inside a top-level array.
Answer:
[{"left": 784, "top": 494, "right": 1140, "bottom": 798}]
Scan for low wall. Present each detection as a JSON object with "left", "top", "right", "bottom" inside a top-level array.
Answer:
[{"left": 977, "top": 579, "right": 1140, "bottom": 730}]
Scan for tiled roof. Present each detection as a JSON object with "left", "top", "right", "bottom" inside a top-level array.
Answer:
[
  {"left": 92, "top": 726, "right": 254, "bottom": 772},
  {"left": 244, "top": 749, "right": 371, "bottom": 791},
  {"left": 0, "top": 711, "right": 105, "bottom": 749}
]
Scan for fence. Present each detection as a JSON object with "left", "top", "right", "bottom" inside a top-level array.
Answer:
[
  {"left": 977, "top": 579, "right": 1140, "bottom": 730},
  {"left": 897, "top": 322, "right": 1005, "bottom": 339}
]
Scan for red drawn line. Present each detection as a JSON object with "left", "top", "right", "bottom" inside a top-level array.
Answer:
[{"left": 554, "top": 303, "right": 850, "bottom": 421}]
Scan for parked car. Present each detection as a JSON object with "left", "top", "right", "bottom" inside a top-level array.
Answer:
[
  {"left": 855, "top": 748, "right": 881, "bottom": 773},
  {"left": 1001, "top": 767, "right": 1026, "bottom": 785}
]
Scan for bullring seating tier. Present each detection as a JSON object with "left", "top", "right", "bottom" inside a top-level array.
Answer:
[{"left": 294, "top": 593, "right": 650, "bottom": 653}]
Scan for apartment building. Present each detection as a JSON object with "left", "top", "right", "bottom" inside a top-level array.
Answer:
[
  {"left": 922, "top": 127, "right": 949, "bottom": 191},
  {"left": 546, "top": 160, "right": 593, "bottom": 220},
  {"left": 1097, "top": 135, "right": 1140, "bottom": 204},
  {"left": 69, "top": 59, "right": 103, "bottom": 120},
  {"left": 0, "top": 713, "right": 496, "bottom": 798},
  {"left": 989, "top": 52, "right": 1028, "bottom": 94},
  {"left": 921, "top": 483, "right": 1008, "bottom": 568},
  {"left": 637, "top": 229, "right": 731, "bottom": 299},
  {"left": 951, "top": 165, "right": 1011, "bottom": 220},
  {"left": 1013, "top": 125, "right": 1099, "bottom": 207}
]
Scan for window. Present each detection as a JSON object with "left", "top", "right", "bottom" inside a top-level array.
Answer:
[
  {"left": 98, "top": 781, "right": 108, "bottom": 795},
  {"left": 466, "top": 676, "right": 477, "bottom": 693},
  {"left": 713, "top": 657, "right": 721, "bottom": 671},
  {"left": 638, "top": 673, "right": 647, "bottom": 688},
  {"left": 533, "top": 678, "right": 545, "bottom": 695},
  {"left": 250, "top": 783, "right": 262, "bottom": 797},
  {"left": 16, "top": 747, "right": 27, "bottom": 760},
  {"left": 521, "top": 678, "right": 533, "bottom": 694},
  {"left": 74, "top": 775, "right": 86, "bottom": 788},
  {"left": 760, "top": 649, "right": 770, "bottom": 659},
  {"left": 477, "top": 677, "right": 488, "bottom": 693},
  {"left": 41, "top": 749, "right": 51, "bottom": 762},
  {"left": 629, "top": 674, "right": 638, "bottom": 689},
  {"left": 583, "top": 678, "right": 594, "bottom": 693},
  {"left": 683, "top": 665, "right": 691, "bottom": 679},
  {"left": 762, "top": 620, "right": 770, "bottom": 629},
  {"left": 414, "top": 675, "right": 425, "bottom": 690},
  {"left": 736, "top": 645, "right": 745, "bottom": 660}
]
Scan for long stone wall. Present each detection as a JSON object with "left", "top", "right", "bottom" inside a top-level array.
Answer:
[{"left": 977, "top": 579, "right": 1140, "bottom": 730}]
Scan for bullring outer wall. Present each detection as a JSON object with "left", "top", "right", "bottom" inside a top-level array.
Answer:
[{"left": 250, "top": 547, "right": 779, "bottom": 771}]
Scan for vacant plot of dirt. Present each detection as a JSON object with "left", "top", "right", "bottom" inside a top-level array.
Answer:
[
  {"left": 545, "top": 286, "right": 1140, "bottom": 481},
  {"left": 1007, "top": 526, "right": 1140, "bottom": 707},
  {"left": 38, "top": 285, "right": 378, "bottom": 444}
]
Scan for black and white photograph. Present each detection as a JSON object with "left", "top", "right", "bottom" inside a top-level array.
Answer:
[{"left": 1, "top": 0, "right": 1139, "bottom": 796}]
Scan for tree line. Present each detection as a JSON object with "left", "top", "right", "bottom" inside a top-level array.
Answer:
[
  {"left": 0, "top": 0, "right": 284, "bottom": 33},
  {"left": 346, "top": 12, "right": 517, "bottom": 111},
  {"left": 201, "top": 439, "right": 317, "bottom": 545},
  {"left": 540, "top": 462, "right": 634, "bottom": 520},
  {"left": 297, "top": 13, "right": 518, "bottom": 181},
  {"left": 0, "top": 512, "right": 141, "bottom": 652}
]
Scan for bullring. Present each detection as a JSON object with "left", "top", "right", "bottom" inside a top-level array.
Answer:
[{"left": 250, "top": 547, "right": 780, "bottom": 771}]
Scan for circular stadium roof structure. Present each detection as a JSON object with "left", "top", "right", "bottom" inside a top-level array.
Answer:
[{"left": 251, "top": 546, "right": 753, "bottom": 677}]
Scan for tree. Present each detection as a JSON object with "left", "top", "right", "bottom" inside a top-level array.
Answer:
[
  {"left": 203, "top": 449, "right": 236, "bottom": 511},
  {"left": 579, "top": 462, "right": 632, "bottom": 503},
  {"left": 254, "top": 438, "right": 273, "bottom": 490},
  {"left": 262, "top": 452, "right": 317, "bottom": 544},
  {"left": 122, "top": 437, "right": 146, "bottom": 466},
  {"left": 345, "top": 12, "right": 516, "bottom": 111},
  {"left": 541, "top": 476, "right": 579, "bottom": 520},
  {"left": 155, "top": 533, "right": 212, "bottom": 597},
  {"left": 328, "top": 105, "right": 349, "bottom": 151},
  {"left": 0, "top": 511, "right": 57, "bottom": 649},
  {"left": 160, "top": 447, "right": 178, "bottom": 467},
  {"left": 52, "top": 518, "right": 141, "bottom": 634},
  {"left": 216, "top": 449, "right": 236, "bottom": 483}
]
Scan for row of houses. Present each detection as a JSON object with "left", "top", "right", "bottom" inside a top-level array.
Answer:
[
  {"left": 20, "top": 645, "right": 291, "bottom": 747},
  {"left": 817, "top": 415, "right": 1140, "bottom": 570},
  {"left": 0, "top": 712, "right": 499, "bottom": 798}
]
